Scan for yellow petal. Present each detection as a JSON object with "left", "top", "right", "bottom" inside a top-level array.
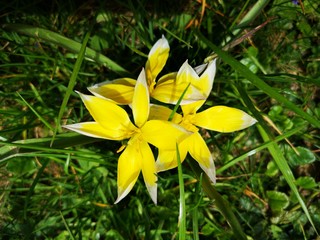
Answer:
[
  {"left": 88, "top": 78, "right": 136, "bottom": 105},
  {"left": 132, "top": 69, "right": 149, "bottom": 128},
  {"left": 152, "top": 78, "right": 205, "bottom": 105},
  {"left": 140, "top": 140, "right": 157, "bottom": 204},
  {"left": 194, "top": 106, "right": 257, "bottom": 132},
  {"left": 156, "top": 141, "right": 188, "bottom": 172},
  {"left": 145, "top": 35, "right": 170, "bottom": 85},
  {"left": 78, "top": 92, "right": 137, "bottom": 135},
  {"left": 195, "top": 59, "right": 217, "bottom": 98},
  {"left": 63, "top": 122, "right": 131, "bottom": 140},
  {"left": 181, "top": 100, "right": 205, "bottom": 116},
  {"left": 176, "top": 60, "right": 200, "bottom": 85},
  {"left": 156, "top": 72, "right": 177, "bottom": 85},
  {"left": 115, "top": 140, "right": 141, "bottom": 204},
  {"left": 186, "top": 132, "right": 216, "bottom": 183},
  {"left": 149, "top": 104, "right": 182, "bottom": 124},
  {"left": 141, "top": 120, "right": 191, "bottom": 150}
]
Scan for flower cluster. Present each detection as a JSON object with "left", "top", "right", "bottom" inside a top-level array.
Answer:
[{"left": 64, "top": 36, "right": 257, "bottom": 204}]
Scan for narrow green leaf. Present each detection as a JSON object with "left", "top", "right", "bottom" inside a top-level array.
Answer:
[
  {"left": 232, "top": 0, "right": 271, "bottom": 34},
  {"left": 157, "top": 25, "right": 192, "bottom": 48},
  {"left": 177, "top": 143, "right": 186, "bottom": 240},
  {"left": 53, "top": 31, "right": 90, "bottom": 142},
  {"left": 238, "top": 83, "right": 318, "bottom": 234},
  {"left": 60, "top": 211, "right": 76, "bottom": 240},
  {"left": 23, "top": 159, "right": 50, "bottom": 219},
  {"left": 0, "top": 133, "right": 100, "bottom": 163},
  {"left": 258, "top": 125, "right": 318, "bottom": 234},
  {"left": 217, "top": 124, "right": 306, "bottom": 174},
  {"left": 188, "top": 160, "right": 247, "bottom": 240},
  {"left": 3, "top": 24, "right": 128, "bottom": 75},
  {"left": 168, "top": 83, "right": 190, "bottom": 121},
  {"left": 16, "top": 92, "right": 54, "bottom": 131},
  {"left": 197, "top": 32, "right": 320, "bottom": 128}
]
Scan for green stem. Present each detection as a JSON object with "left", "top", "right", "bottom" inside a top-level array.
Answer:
[
  {"left": 177, "top": 144, "right": 186, "bottom": 240},
  {"left": 188, "top": 160, "right": 247, "bottom": 240}
]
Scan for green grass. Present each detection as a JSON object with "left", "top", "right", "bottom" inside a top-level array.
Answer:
[{"left": 1, "top": 0, "right": 320, "bottom": 239}]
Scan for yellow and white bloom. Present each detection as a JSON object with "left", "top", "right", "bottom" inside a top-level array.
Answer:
[
  {"left": 88, "top": 36, "right": 217, "bottom": 105},
  {"left": 64, "top": 69, "right": 190, "bottom": 204},
  {"left": 150, "top": 100, "right": 257, "bottom": 183}
]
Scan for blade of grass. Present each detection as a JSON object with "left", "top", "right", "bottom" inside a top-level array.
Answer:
[
  {"left": 176, "top": 143, "right": 186, "bottom": 240},
  {"left": 168, "top": 83, "right": 190, "bottom": 121},
  {"left": 258, "top": 125, "right": 318, "bottom": 234},
  {"left": 217, "top": 123, "right": 306, "bottom": 174},
  {"left": 52, "top": 31, "right": 90, "bottom": 143},
  {"left": 232, "top": 0, "right": 270, "bottom": 34},
  {"left": 197, "top": 31, "right": 320, "bottom": 128},
  {"left": 188, "top": 160, "right": 247, "bottom": 240},
  {"left": 16, "top": 92, "right": 54, "bottom": 132},
  {"left": 0, "top": 133, "right": 101, "bottom": 163},
  {"left": 192, "top": 174, "right": 203, "bottom": 240},
  {"left": 157, "top": 25, "right": 193, "bottom": 48},
  {"left": 238, "top": 84, "right": 319, "bottom": 234},
  {"left": 60, "top": 211, "right": 76, "bottom": 240},
  {"left": 2, "top": 24, "right": 129, "bottom": 76},
  {"left": 23, "top": 158, "right": 50, "bottom": 219}
]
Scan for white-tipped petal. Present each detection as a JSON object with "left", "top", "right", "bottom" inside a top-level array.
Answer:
[
  {"left": 194, "top": 106, "right": 257, "bottom": 133},
  {"left": 132, "top": 68, "right": 150, "bottom": 128}
]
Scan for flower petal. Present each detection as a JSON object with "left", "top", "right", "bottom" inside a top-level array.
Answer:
[
  {"left": 141, "top": 120, "right": 191, "bottom": 150},
  {"left": 181, "top": 100, "right": 205, "bottom": 116},
  {"left": 88, "top": 78, "right": 136, "bottom": 104},
  {"left": 196, "top": 59, "right": 217, "bottom": 98},
  {"left": 132, "top": 69, "right": 149, "bottom": 128},
  {"left": 140, "top": 140, "right": 157, "bottom": 204},
  {"left": 115, "top": 140, "right": 141, "bottom": 204},
  {"left": 152, "top": 77, "right": 206, "bottom": 105},
  {"left": 187, "top": 132, "right": 216, "bottom": 183},
  {"left": 156, "top": 141, "right": 188, "bottom": 172},
  {"left": 78, "top": 92, "right": 137, "bottom": 135},
  {"left": 176, "top": 60, "right": 199, "bottom": 85},
  {"left": 63, "top": 122, "right": 131, "bottom": 140},
  {"left": 149, "top": 104, "right": 182, "bottom": 124},
  {"left": 194, "top": 106, "right": 257, "bottom": 132},
  {"left": 145, "top": 35, "right": 170, "bottom": 85},
  {"left": 194, "top": 63, "right": 208, "bottom": 75}
]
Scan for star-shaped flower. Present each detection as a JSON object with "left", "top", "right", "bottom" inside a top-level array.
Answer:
[
  {"left": 88, "top": 36, "right": 217, "bottom": 105},
  {"left": 64, "top": 69, "right": 190, "bottom": 204},
  {"left": 149, "top": 100, "right": 257, "bottom": 183}
]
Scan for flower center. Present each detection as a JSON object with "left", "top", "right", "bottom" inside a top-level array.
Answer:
[
  {"left": 130, "top": 128, "right": 144, "bottom": 142},
  {"left": 180, "top": 114, "right": 199, "bottom": 132}
]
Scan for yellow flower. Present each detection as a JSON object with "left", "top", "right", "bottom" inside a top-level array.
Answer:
[
  {"left": 64, "top": 69, "right": 190, "bottom": 204},
  {"left": 151, "top": 59, "right": 217, "bottom": 105},
  {"left": 149, "top": 100, "right": 257, "bottom": 183},
  {"left": 87, "top": 36, "right": 217, "bottom": 105}
]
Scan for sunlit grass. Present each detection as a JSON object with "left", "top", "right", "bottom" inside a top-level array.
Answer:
[{"left": 1, "top": 0, "right": 320, "bottom": 239}]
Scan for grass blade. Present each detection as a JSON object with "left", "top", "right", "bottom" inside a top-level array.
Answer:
[
  {"left": 16, "top": 92, "right": 54, "bottom": 132},
  {"left": 188, "top": 160, "right": 247, "bottom": 240},
  {"left": 258, "top": 125, "right": 318, "bottom": 234},
  {"left": 176, "top": 144, "right": 186, "bottom": 240},
  {"left": 53, "top": 31, "right": 90, "bottom": 141},
  {"left": 197, "top": 32, "right": 320, "bottom": 128},
  {"left": 217, "top": 124, "right": 306, "bottom": 174},
  {"left": 238, "top": 84, "right": 319, "bottom": 234},
  {"left": 0, "top": 133, "right": 100, "bottom": 163},
  {"left": 3, "top": 24, "right": 128, "bottom": 76}
]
